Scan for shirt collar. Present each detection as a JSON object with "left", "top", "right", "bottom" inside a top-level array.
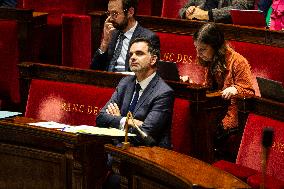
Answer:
[
  {"left": 136, "top": 72, "right": 156, "bottom": 91},
  {"left": 124, "top": 21, "right": 138, "bottom": 40}
]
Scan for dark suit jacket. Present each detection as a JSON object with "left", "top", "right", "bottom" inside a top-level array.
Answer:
[
  {"left": 90, "top": 24, "right": 160, "bottom": 71},
  {"left": 96, "top": 74, "right": 174, "bottom": 148}
]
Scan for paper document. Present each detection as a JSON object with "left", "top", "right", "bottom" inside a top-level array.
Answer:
[
  {"left": 0, "top": 111, "right": 22, "bottom": 119},
  {"left": 29, "top": 121, "right": 69, "bottom": 129},
  {"left": 63, "top": 125, "right": 136, "bottom": 136}
]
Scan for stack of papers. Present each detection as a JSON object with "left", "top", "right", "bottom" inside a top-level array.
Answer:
[
  {"left": 0, "top": 111, "right": 22, "bottom": 119},
  {"left": 63, "top": 125, "right": 136, "bottom": 136},
  {"left": 29, "top": 121, "right": 69, "bottom": 129},
  {"left": 28, "top": 122, "right": 135, "bottom": 136}
]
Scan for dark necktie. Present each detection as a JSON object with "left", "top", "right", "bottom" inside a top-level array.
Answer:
[
  {"left": 108, "top": 33, "right": 126, "bottom": 71},
  {"left": 128, "top": 83, "right": 141, "bottom": 113}
]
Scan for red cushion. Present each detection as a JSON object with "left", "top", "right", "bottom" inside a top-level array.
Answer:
[
  {"left": 0, "top": 20, "right": 19, "bottom": 107},
  {"left": 62, "top": 14, "right": 91, "bottom": 69},
  {"left": 25, "top": 79, "right": 114, "bottom": 126},
  {"left": 213, "top": 160, "right": 257, "bottom": 181},
  {"left": 230, "top": 41, "right": 284, "bottom": 96},
  {"left": 157, "top": 32, "right": 206, "bottom": 84},
  {"left": 137, "top": 0, "right": 152, "bottom": 15},
  {"left": 247, "top": 173, "right": 284, "bottom": 189},
  {"left": 161, "top": 0, "right": 188, "bottom": 18},
  {"left": 171, "top": 98, "right": 191, "bottom": 154},
  {"left": 236, "top": 113, "right": 284, "bottom": 181}
]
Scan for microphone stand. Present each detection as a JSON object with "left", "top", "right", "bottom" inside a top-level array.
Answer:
[
  {"left": 122, "top": 112, "right": 131, "bottom": 149},
  {"left": 261, "top": 127, "right": 274, "bottom": 189}
]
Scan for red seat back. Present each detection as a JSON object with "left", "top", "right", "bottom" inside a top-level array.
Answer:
[
  {"left": 230, "top": 41, "right": 284, "bottom": 96},
  {"left": 137, "top": 0, "right": 153, "bottom": 15},
  {"left": 25, "top": 79, "right": 114, "bottom": 126},
  {"left": 157, "top": 32, "right": 205, "bottom": 84},
  {"left": 161, "top": 0, "right": 188, "bottom": 18},
  {"left": 62, "top": 14, "right": 91, "bottom": 69},
  {"left": 236, "top": 113, "right": 284, "bottom": 181},
  {"left": 0, "top": 20, "right": 20, "bottom": 108},
  {"left": 171, "top": 98, "right": 192, "bottom": 154}
]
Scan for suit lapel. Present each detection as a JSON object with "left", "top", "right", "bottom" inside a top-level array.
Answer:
[{"left": 133, "top": 74, "right": 159, "bottom": 114}]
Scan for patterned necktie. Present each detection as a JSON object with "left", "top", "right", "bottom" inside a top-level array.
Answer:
[
  {"left": 128, "top": 83, "right": 141, "bottom": 113},
  {"left": 108, "top": 33, "right": 126, "bottom": 71}
]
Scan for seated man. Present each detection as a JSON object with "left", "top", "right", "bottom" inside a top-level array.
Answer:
[
  {"left": 90, "top": 0, "right": 160, "bottom": 72},
  {"left": 179, "top": 0, "right": 255, "bottom": 23},
  {"left": 96, "top": 37, "right": 174, "bottom": 148}
]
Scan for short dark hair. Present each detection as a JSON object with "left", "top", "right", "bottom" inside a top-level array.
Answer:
[
  {"left": 130, "top": 37, "right": 161, "bottom": 60},
  {"left": 122, "top": 0, "right": 138, "bottom": 16}
]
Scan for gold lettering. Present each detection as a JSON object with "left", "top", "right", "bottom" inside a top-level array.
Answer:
[
  {"left": 62, "top": 103, "right": 71, "bottom": 112},
  {"left": 176, "top": 54, "right": 183, "bottom": 63},
  {"left": 272, "top": 142, "right": 284, "bottom": 153},
  {"left": 93, "top": 106, "right": 99, "bottom": 115},
  {"left": 79, "top": 105, "right": 84, "bottom": 113},
  {"left": 168, "top": 53, "right": 174, "bottom": 61},
  {"left": 72, "top": 104, "right": 80, "bottom": 112},
  {"left": 87, "top": 105, "right": 93, "bottom": 114}
]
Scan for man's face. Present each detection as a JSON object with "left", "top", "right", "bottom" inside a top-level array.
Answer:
[
  {"left": 129, "top": 42, "right": 156, "bottom": 73},
  {"left": 107, "top": 0, "right": 128, "bottom": 31},
  {"left": 194, "top": 41, "right": 214, "bottom": 62}
]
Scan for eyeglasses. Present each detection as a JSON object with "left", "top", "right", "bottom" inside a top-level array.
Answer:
[{"left": 105, "top": 9, "right": 127, "bottom": 19}]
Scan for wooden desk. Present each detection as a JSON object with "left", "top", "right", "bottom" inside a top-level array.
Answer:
[
  {"left": 0, "top": 116, "right": 114, "bottom": 189},
  {"left": 0, "top": 8, "right": 48, "bottom": 61},
  {"left": 105, "top": 144, "right": 250, "bottom": 189},
  {"left": 237, "top": 96, "right": 284, "bottom": 128}
]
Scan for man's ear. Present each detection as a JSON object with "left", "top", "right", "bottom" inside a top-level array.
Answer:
[
  {"left": 128, "top": 7, "right": 135, "bottom": 17},
  {"left": 150, "top": 55, "right": 158, "bottom": 66}
]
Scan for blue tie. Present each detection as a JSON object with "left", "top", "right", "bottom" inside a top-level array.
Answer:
[
  {"left": 128, "top": 83, "right": 141, "bottom": 113},
  {"left": 108, "top": 33, "right": 126, "bottom": 71}
]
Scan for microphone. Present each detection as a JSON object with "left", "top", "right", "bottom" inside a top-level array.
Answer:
[
  {"left": 127, "top": 111, "right": 156, "bottom": 146},
  {"left": 132, "top": 123, "right": 156, "bottom": 146},
  {"left": 261, "top": 127, "right": 274, "bottom": 189}
]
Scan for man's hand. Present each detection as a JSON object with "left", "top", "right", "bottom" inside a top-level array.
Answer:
[
  {"left": 106, "top": 103, "right": 121, "bottom": 116},
  {"left": 128, "top": 118, "right": 143, "bottom": 128},
  {"left": 221, "top": 86, "right": 238, "bottom": 100},
  {"left": 188, "top": 7, "right": 209, "bottom": 21},
  {"left": 185, "top": 6, "right": 196, "bottom": 19},
  {"left": 100, "top": 16, "right": 115, "bottom": 52}
]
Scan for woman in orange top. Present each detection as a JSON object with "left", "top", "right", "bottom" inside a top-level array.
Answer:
[{"left": 191, "top": 23, "right": 255, "bottom": 131}]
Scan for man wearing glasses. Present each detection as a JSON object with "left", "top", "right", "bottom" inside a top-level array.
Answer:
[{"left": 90, "top": 0, "right": 160, "bottom": 72}]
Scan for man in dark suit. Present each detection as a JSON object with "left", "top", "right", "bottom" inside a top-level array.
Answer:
[
  {"left": 90, "top": 0, "right": 160, "bottom": 72},
  {"left": 96, "top": 37, "right": 174, "bottom": 148}
]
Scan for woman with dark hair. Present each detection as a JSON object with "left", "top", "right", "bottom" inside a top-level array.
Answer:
[
  {"left": 183, "top": 23, "right": 255, "bottom": 159},
  {"left": 193, "top": 23, "right": 255, "bottom": 131}
]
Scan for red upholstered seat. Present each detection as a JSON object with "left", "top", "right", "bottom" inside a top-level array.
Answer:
[
  {"left": 247, "top": 173, "right": 284, "bottom": 189},
  {"left": 213, "top": 160, "right": 257, "bottom": 181},
  {"left": 22, "top": 0, "right": 105, "bottom": 65},
  {"left": 25, "top": 79, "right": 114, "bottom": 126},
  {"left": 157, "top": 32, "right": 205, "bottom": 84},
  {"left": 62, "top": 14, "right": 91, "bottom": 69},
  {"left": 230, "top": 41, "right": 284, "bottom": 96},
  {"left": 161, "top": 0, "right": 188, "bottom": 18},
  {"left": 0, "top": 20, "right": 20, "bottom": 110},
  {"left": 213, "top": 113, "right": 284, "bottom": 186},
  {"left": 171, "top": 98, "right": 191, "bottom": 154}
]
